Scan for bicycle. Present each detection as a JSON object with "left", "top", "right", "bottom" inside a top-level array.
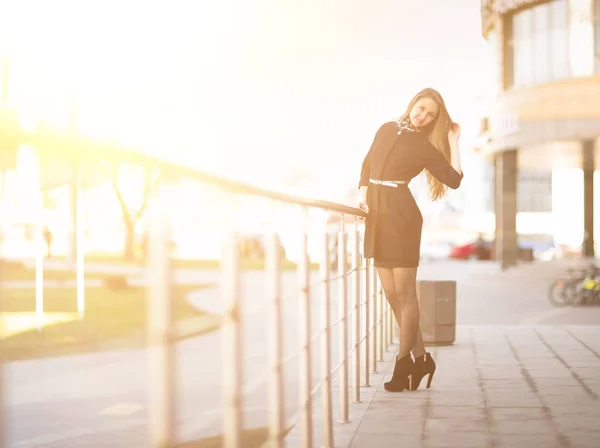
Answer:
[{"left": 548, "top": 264, "right": 600, "bottom": 307}]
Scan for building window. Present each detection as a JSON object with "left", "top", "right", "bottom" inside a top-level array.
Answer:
[
  {"left": 510, "top": 0, "right": 570, "bottom": 87},
  {"left": 487, "top": 28, "right": 501, "bottom": 95},
  {"left": 517, "top": 170, "right": 553, "bottom": 213},
  {"left": 595, "top": 0, "right": 600, "bottom": 72}
]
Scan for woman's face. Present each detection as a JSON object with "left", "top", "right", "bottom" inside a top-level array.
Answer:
[{"left": 409, "top": 97, "right": 439, "bottom": 129}]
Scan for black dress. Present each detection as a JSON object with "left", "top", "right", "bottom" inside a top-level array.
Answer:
[{"left": 358, "top": 121, "right": 463, "bottom": 268}]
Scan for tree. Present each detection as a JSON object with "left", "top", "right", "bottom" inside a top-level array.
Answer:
[{"left": 105, "top": 162, "right": 163, "bottom": 260}]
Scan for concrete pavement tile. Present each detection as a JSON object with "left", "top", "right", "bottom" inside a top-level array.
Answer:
[
  {"left": 424, "top": 432, "right": 492, "bottom": 448},
  {"left": 492, "top": 434, "right": 563, "bottom": 448},
  {"left": 489, "top": 407, "right": 547, "bottom": 421},
  {"left": 541, "top": 393, "right": 597, "bottom": 406},
  {"left": 475, "top": 359, "right": 518, "bottom": 366},
  {"left": 521, "top": 361, "right": 566, "bottom": 370},
  {"left": 570, "top": 367, "right": 600, "bottom": 379},
  {"left": 547, "top": 404, "right": 600, "bottom": 417},
  {"left": 361, "top": 408, "right": 426, "bottom": 422},
  {"left": 369, "top": 395, "right": 429, "bottom": 407},
  {"left": 481, "top": 378, "right": 530, "bottom": 388},
  {"left": 428, "top": 389, "right": 485, "bottom": 404},
  {"left": 434, "top": 352, "right": 475, "bottom": 360},
  {"left": 531, "top": 377, "right": 580, "bottom": 387},
  {"left": 513, "top": 352, "right": 558, "bottom": 360},
  {"left": 429, "top": 394, "right": 485, "bottom": 407},
  {"left": 367, "top": 397, "right": 428, "bottom": 408},
  {"left": 354, "top": 417, "right": 424, "bottom": 435},
  {"left": 564, "top": 433, "right": 600, "bottom": 448},
  {"left": 536, "top": 385, "right": 592, "bottom": 396},
  {"left": 484, "top": 390, "right": 543, "bottom": 407},
  {"left": 584, "top": 381, "right": 600, "bottom": 394},
  {"left": 426, "top": 406, "right": 487, "bottom": 420},
  {"left": 479, "top": 369, "right": 523, "bottom": 380},
  {"left": 526, "top": 368, "right": 573, "bottom": 378},
  {"left": 560, "top": 359, "right": 600, "bottom": 368},
  {"left": 430, "top": 378, "right": 480, "bottom": 388},
  {"left": 428, "top": 386, "right": 480, "bottom": 393},
  {"left": 435, "top": 368, "right": 479, "bottom": 377},
  {"left": 424, "top": 418, "right": 488, "bottom": 433},
  {"left": 351, "top": 433, "right": 424, "bottom": 447},
  {"left": 486, "top": 397, "right": 544, "bottom": 407},
  {"left": 507, "top": 349, "right": 555, "bottom": 359},
  {"left": 554, "top": 415, "right": 600, "bottom": 433},
  {"left": 491, "top": 419, "right": 554, "bottom": 434}
]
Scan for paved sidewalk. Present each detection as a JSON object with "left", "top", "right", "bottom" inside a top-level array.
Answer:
[{"left": 307, "top": 325, "right": 600, "bottom": 448}]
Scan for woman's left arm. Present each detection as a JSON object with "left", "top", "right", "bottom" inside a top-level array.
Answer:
[
  {"left": 447, "top": 123, "right": 463, "bottom": 177},
  {"left": 423, "top": 123, "right": 464, "bottom": 190}
]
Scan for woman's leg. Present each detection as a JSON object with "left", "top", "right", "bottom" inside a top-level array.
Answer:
[
  {"left": 392, "top": 267, "right": 420, "bottom": 359},
  {"left": 377, "top": 267, "right": 415, "bottom": 391},
  {"left": 412, "top": 324, "right": 426, "bottom": 359},
  {"left": 376, "top": 266, "right": 426, "bottom": 359},
  {"left": 376, "top": 267, "right": 402, "bottom": 330}
]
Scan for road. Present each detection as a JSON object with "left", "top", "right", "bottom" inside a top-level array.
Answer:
[{"left": 4, "top": 259, "right": 600, "bottom": 447}]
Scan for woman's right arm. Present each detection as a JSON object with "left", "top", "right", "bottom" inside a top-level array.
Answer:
[{"left": 358, "top": 123, "right": 387, "bottom": 210}]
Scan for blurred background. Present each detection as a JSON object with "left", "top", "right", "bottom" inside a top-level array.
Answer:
[
  {"left": 1, "top": 0, "right": 597, "bottom": 266},
  {"left": 2, "top": 1, "right": 600, "bottom": 447}
]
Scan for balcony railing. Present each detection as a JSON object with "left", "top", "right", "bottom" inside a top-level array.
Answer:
[
  {"left": 144, "top": 169, "right": 395, "bottom": 447},
  {"left": 480, "top": 0, "right": 545, "bottom": 30},
  {"left": 1, "top": 158, "right": 397, "bottom": 448}
]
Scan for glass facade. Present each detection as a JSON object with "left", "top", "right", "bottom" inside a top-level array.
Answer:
[
  {"left": 595, "top": 0, "right": 600, "bottom": 72},
  {"left": 511, "top": 0, "right": 570, "bottom": 87},
  {"left": 481, "top": 165, "right": 552, "bottom": 214},
  {"left": 517, "top": 170, "right": 553, "bottom": 212}
]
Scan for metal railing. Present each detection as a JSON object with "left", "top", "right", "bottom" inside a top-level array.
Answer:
[
  {"left": 0, "top": 152, "right": 397, "bottom": 447},
  {"left": 142, "top": 167, "right": 396, "bottom": 448},
  {"left": 0, "top": 55, "right": 400, "bottom": 447}
]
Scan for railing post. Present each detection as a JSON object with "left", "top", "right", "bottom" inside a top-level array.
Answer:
[
  {"left": 75, "top": 161, "right": 85, "bottom": 320},
  {"left": 388, "top": 296, "right": 394, "bottom": 347},
  {"left": 266, "top": 231, "right": 285, "bottom": 448},
  {"left": 320, "top": 230, "right": 334, "bottom": 448},
  {"left": 370, "top": 262, "right": 378, "bottom": 373},
  {"left": 222, "top": 229, "right": 243, "bottom": 448},
  {"left": 35, "top": 188, "right": 44, "bottom": 331},
  {"left": 338, "top": 217, "right": 349, "bottom": 423},
  {"left": 362, "top": 257, "right": 370, "bottom": 386},
  {"left": 378, "top": 276, "right": 384, "bottom": 361},
  {"left": 351, "top": 218, "right": 361, "bottom": 403},
  {"left": 384, "top": 292, "right": 390, "bottom": 350},
  {"left": 147, "top": 200, "right": 176, "bottom": 447},
  {"left": 0, "top": 355, "right": 3, "bottom": 448},
  {"left": 299, "top": 207, "right": 313, "bottom": 448}
]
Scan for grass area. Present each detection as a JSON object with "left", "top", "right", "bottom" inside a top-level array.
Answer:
[
  {"left": 0, "top": 312, "right": 78, "bottom": 339},
  {"left": 0, "top": 260, "right": 109, "bottom": 282},
  {"left": 1, "top": 283, "right": 220, "bottom": 362},
  {"left": 177, "top": 426, "right": 292, "bottom": 448},
  {"left": 50, "top": 254, "right": 320, "bottom": 271}
]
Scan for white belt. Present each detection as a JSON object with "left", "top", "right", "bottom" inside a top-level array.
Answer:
[{"left": 369, "top": 178, "right": 407, "bottom": 188}]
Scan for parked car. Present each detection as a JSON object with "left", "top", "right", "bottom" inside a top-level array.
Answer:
[
  {"left": 449, "top": 238, "right": 554, "bottom": 262},
  {"left": 448, "top": 239, "right": 492, "bottom": 260}
]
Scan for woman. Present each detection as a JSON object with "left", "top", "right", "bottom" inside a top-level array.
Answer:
[{"left": 358, "top": 88, "right": 463, "bottom": 392}]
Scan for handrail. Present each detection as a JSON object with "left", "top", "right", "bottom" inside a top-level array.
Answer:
[
  {"left": 157, "top": 158, "right": 368, "bottom": 218},
  {"left": 15, "top": 127, "right": 368, "bottom": 218}
]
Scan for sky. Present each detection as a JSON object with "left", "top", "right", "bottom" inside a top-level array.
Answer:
[{"left": 1, "top": 0, "right": 492, "bottom": 199}]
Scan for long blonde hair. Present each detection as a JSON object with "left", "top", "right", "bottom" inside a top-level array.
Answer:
[{"left": 400, "top": 88, "right": 454, "bottom": 201}]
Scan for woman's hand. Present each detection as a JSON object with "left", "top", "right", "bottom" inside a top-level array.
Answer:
[
  {"left": 448, "top": 122, "right": 461, "bottom": 146},
  {"left": 358, "top": 186, "right": 369, "bottom": 214}
]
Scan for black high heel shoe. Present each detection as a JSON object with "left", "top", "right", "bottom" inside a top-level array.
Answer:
[
  {"left": 384, "top": 354, "right": 414, "bottom": 392},
  {"left": 411, "top": 352, "right": 436, "bottom": 390}
]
